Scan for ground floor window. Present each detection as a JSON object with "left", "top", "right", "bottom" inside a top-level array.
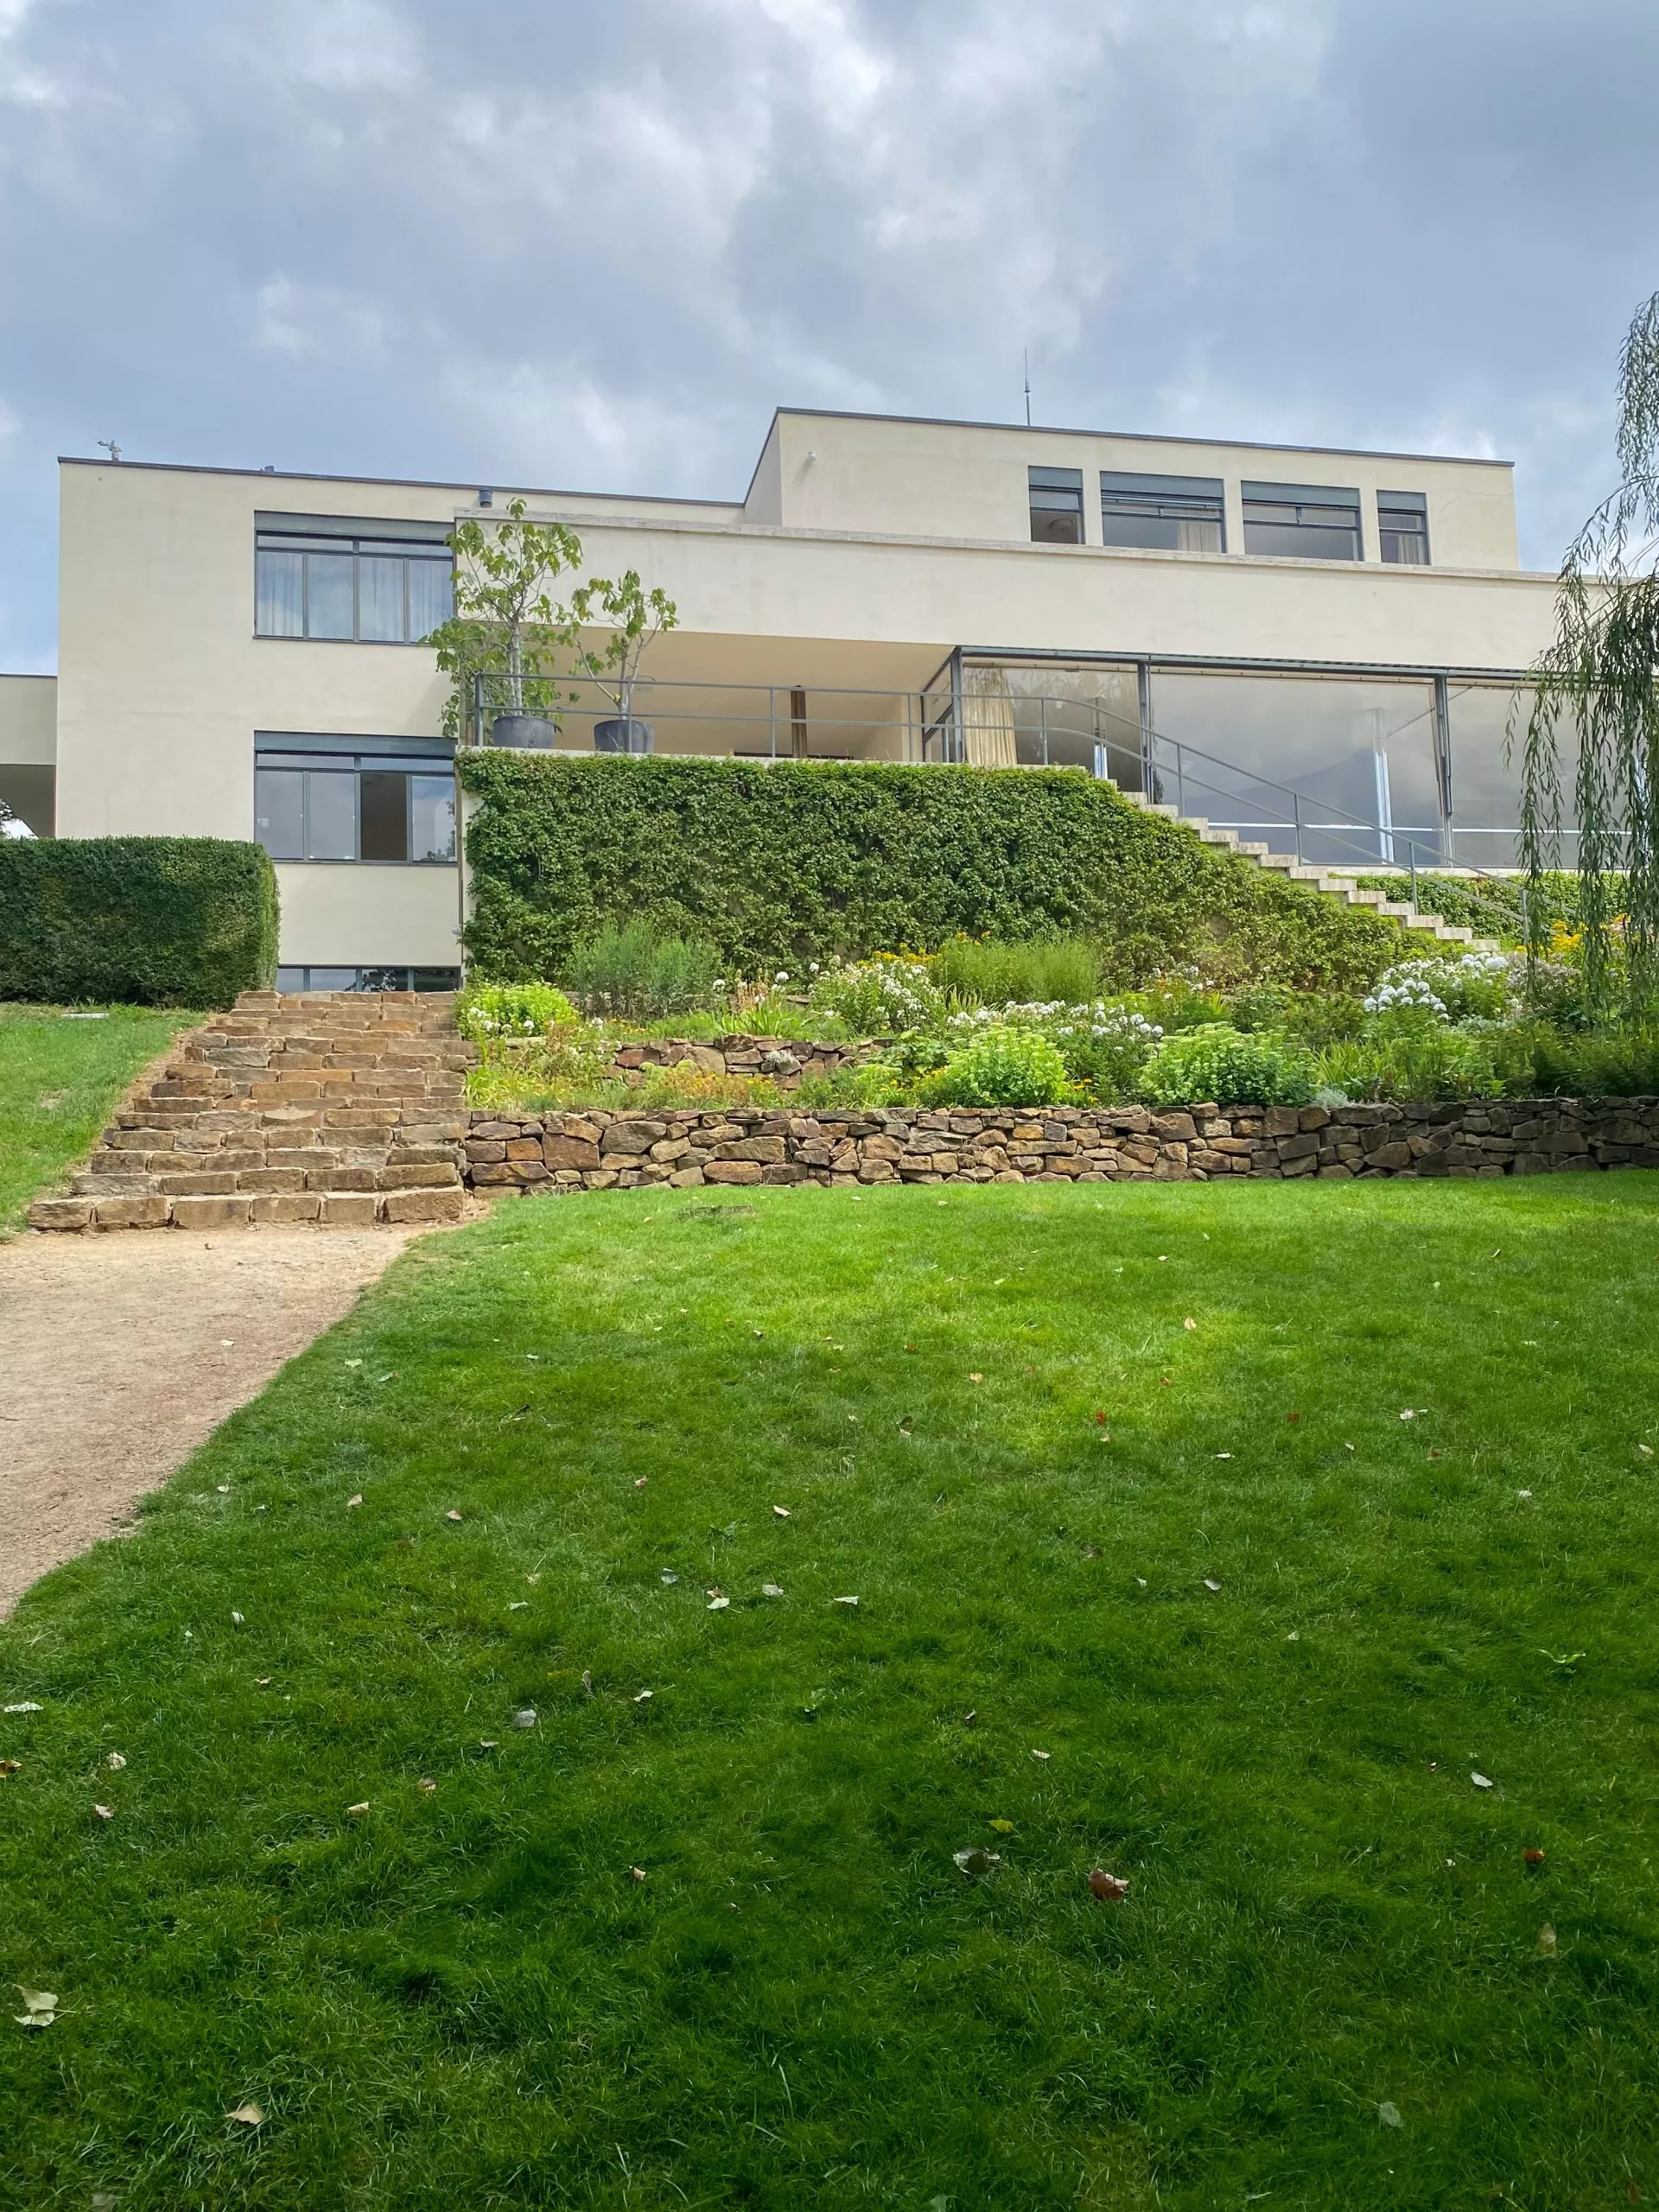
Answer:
[
  {"left": 254, "top": 735, "right": 456, "bottom": 863},
  {"left": 275, "top": 966, "right": 461, "bottom": 993}
]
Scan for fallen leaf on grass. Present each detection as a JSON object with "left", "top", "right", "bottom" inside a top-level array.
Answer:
[
  {"left": 230, "top": 1611, "right": 245, "bottom": 1628},
  {"left": 954, "top": 1847, "right": 1002, "bottom": 1877},
  {"left": 967, "top": 1372, "right": 982, "bottom": 1383},
  {"left": 346, "top": 1495, "right": 363, "bottom": 1510},
  {"left": 1088, "top": 1869, "right": 1129, "bottom": 1902},
  {"left": 416, "top": 1778, "right": 437, "bottom": 1793},
  {"left": 1471, "top": 1772, "right": 1494, "bottom": 1790},
  {"left": 92, "top": 1803, "right": 113, "bottom": 1821},
  {"left": 513, "top": 1708, "right": 537, "bottom": 1729},
  {"left": 227, "top": 2103, "right": 264, "bottom": 2126},
  {"left": 630, "top": 1866, "right": 647, "bottom": 1882},
  {"left": 772, "top": 1504, "right": 791, "bottom": 1519},
  {"left": 1183, "top": 1317, "right": 1197, "bottom": 1332},
  {"left": 962, "top": 1709, "right": 976, "bottom": 1726},
  {"left": 634, "top": 1477, "right": 648, "bottom": 1489},
  {"left": 988, "top": 1819, "right": 1015, "bottom": 1834},
  {"left": 346, "top": 1802, "right": 370, "bottom": 1817},
  {"left": 15, "top": 1988, "right": 56, "bottom": 2025},
  {"left": 1641, "top": 1444, "right": 1654, "bottom": 1457},
  {"left": 1400, "top": 1409, "right": 1416, "bottom": 1421},
  {"left": 445, "top": 1510, "right": 463, "bottom": 1523},
  {"left": 1094, "top": 1410, "right": 1109, "bottom": 1426},
  {"left": 0, "top": 1761, "right": 17, "bottom": 1777},
  {"left": 762, "top": 1583, "right": 785, "bottom": 1598},
  {"left": 660, "top": 1571, "right": 679, "bottom": 1586},
  {"left": 1524, "top": 1847, "right": 1546, "bottom": 1866},
  {"left": 1516, "top": 1488, "right": 1534, "bottom": 1500},
  {"left": 581, "top": 1672, "right": 593, "bottom": 1697},
  {"left": 1214, "top": 1452, "right": 1232, "bottom": 1460},
  {"left": 1031, "top": 1749, "right": 1050, "bottom": 1762},
  {"left": 707, "top": 1590, "right": 730, "bottom": 1611},
  {"left": 1287, "top": 1412, "right": 1300, "bottom": 1424},
  {"left": 508, "top": 1601, "right": 528, "bottom": 1611},
  {"left": 1203, "top": 1580, "right": 1223, "bottom": 1592},
  {"left": 217, "top": 1484, "right": 230, "bottom": 1494},
  {"left": 1377, "top": 2101, "right": 1402, "bottom": 2129},
  {"left": 4, "top": 1703, "right": 41, "bottom": 1714},
  {"left": 1538, "top": 1923, "right": 1558, "bottom": 1955},
  {"left": 833, "top": 1595, "right": 859, "bottom": 1607}
]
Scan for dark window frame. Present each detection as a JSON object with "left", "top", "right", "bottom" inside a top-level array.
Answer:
[
  {"left": 1377, "top": 490, "right": 1431, "bottom": 566},
  {"left": 254, "top": 522, "right": 454, "bottom": 645},
  {"left": 1241, "top": 480, "right": 1363, "bottom": 563},
  {"left": 1028, "top": 465, "right": 1085, "bottom": 545},
  {"left": 1100, "top": 470, "right": 1226, "bottom": 553},
  {"left": 253, "top": 746, "right": 457, "bottom": 866}
]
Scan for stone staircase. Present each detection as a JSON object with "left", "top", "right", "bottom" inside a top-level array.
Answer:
[
  {"left": 1117, "top": 792, "right": 1503, "bottom": 951},
  {"left": 29, "top": 992, "right": 474, "bottom": 1232}
]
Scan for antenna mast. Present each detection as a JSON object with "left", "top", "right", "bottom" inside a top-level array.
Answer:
[{"left": 1023, "top": 352, "right": 1032, "bottom": 428}]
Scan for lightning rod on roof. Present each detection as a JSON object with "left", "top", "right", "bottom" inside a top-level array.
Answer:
[{"left": 1023, "top": 353, "right": 1031, "bottom": 429}]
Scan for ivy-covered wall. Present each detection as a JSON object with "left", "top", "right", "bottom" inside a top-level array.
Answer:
[
  {"left": 0, "top": 836, "right": 278, "bottom": 1007},
  {"left": 459, "top": 753, "right": 1437, "bottom": 989}
]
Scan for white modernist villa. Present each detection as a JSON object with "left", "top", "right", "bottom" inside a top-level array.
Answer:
[{"left": 0, "top": 407, "right": 1568, "bottom": 988}]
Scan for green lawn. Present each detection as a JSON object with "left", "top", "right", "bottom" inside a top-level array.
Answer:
[
  {"left": 4, "top": 1179, "right": 1658, "bottom": 2209},
  {"left": 0, "top": 1003, "right": 196, "bottom": 1231}
]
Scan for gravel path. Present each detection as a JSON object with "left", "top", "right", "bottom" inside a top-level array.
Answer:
[{"left": 0, "top": 1225, "right": 427, "bottom": 1617}]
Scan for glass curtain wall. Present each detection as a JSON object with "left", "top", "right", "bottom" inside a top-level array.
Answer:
[
  {"left": 1147, "top": 671, "right": 1442, "bottom": 867},
  {"left": 1446, "top": 683, "right": 1580, "bottom": 869}
]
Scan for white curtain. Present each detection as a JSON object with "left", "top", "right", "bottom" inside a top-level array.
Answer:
[{"left": 961, "top": 664, "right": 1018, "bottom": 767}]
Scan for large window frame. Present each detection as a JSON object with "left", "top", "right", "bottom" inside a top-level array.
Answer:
[
  {"left": 1099, "top": 471, "right": 1225, "bottom": 553},
  {"left": 1241, "top": 480, "right": 1363, "bottom": 562},
  {"left": 254, "top": 738, "right": 457, "bottom": 865},
  {"left": 254, "top": 513, "right": 454, "bottom": 645}
]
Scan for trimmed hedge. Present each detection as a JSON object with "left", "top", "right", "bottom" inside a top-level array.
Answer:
[
  {"left": 0, "top": 837, "right": 278, "bottom": 1007},
  {"left": 459, "top": 753, "right": 1438, "bottom": 991}
]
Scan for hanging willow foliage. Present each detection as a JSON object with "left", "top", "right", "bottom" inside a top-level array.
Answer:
[{"left": 1518, "top": 292, "right": 1659, "bottom": 1011}]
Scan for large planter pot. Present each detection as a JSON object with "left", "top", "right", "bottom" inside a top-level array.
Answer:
[
  {"left": 491, "top": 712, "right": 559, "bottom": 749},
  {"left": 594, "top": 717, "right": 654, "bottom": 755}
]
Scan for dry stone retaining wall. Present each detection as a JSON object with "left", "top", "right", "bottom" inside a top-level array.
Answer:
[{"left": 466, "top": 1097, "right": 1659, "bottom": 1194}]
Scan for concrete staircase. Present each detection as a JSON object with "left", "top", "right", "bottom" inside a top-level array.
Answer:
[
  {"left": 29, "top": 992, "right": 474, "bottom": 1232},
  {"left": 1116, "top": 792, "right": 1503, "bottom": 952}
]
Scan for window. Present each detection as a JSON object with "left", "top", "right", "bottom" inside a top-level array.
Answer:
[
  {"left": 1378, "top": 491, "right": 1430, "bottom": 565},
  {"left": 1100, "top": 472, "right": 1225, "bottom": 553},
  {"left": 275, "top": 966, "right": 461, "bottom": 992},
  {"left": 1241, "top": 481, "right": 1362, "bottom": 561},
  {"left": 254, "top": 744, "right": 456, "bottom": 863},
  {"left": 1028, "top": 466, "right": 1084, "bottom": 544},
  {"left": 254, "top": 513, "right": 454, "bottom": 642}
]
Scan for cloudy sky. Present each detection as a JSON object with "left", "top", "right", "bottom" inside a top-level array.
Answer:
[{"left": 0, "top": 0, "right": 1655, "bottom": 668}]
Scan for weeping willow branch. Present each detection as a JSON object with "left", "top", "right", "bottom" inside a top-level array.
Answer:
[{"left": 1517, "top": 291, "right": 1659, "bottom": 1013}]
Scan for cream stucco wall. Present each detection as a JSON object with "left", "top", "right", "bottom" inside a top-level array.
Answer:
[
  {"left": 273, "top": 864, "right": 462, "bottom": 968},
  {"left": 0, "top": 673, "right": 58, "bottom": 764},
  {"left": 747, "top": 410, "right": 1521, "bottom": 573}
]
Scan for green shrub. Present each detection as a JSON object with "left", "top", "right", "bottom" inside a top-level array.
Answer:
[
  {"left": 932, "top": 934, "right": 1102, "bottom": 1007},
  {"left": 562, "top": 919, "right": 723, "bottom": 1020},
  {"left": 456, "top": 980, "right": 578, "bottom": 1039},
  {"left": 1510, "top": 1024, "right": 1659, "bottom": 1097},
  {"left": 0, "top": 836, "right": 276, "bottom": 1008},
  {"left": 1315, "top": 1027, "right": 1504, "bottom": 1102},
  {"left": 459, "top": 753, "right": 1434, "bottom": 993},
  {"left": 1136, "top": 1024, "right": 1317, "bottom": 1108},
  {"left": 923, "top": 1024, "right": 1072, "bottom": 1107}
]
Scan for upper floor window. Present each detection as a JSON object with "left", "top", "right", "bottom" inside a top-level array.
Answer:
[
  {"left": 1029, "top": 467, "right": 1084, "bottom": 544},
  {"left": 1378, "top": 491, "right": 1430, "bottom": 565},
  {"left": 254, "top": 513, "right": 454, "bottom": 643},
  {"left": 254, "top": 739, "right": 456, "bottom": 863},
  {"left": 1100, "top": 471, "right": 1225, "bottom": 553},
  {"left": 1242, "top": 481, "right": 1362, "bottom": 561}
]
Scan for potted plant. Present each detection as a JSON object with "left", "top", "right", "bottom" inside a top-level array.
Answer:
[
  {"left": 429, "top": 499, "right": 583, "bottom": 748},
  {"left": 571, "top": 570, "right": 679, "bottom": 753}
]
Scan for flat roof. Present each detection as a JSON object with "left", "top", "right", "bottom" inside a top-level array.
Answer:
[
  {"left": 771, "top": 404, "right": 1516, "bottom": 471},
  {"left": 57, "top": 455, "right": 741, "bottom": 510}
]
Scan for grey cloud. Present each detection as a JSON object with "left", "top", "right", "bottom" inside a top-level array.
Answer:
[{"left": 0, "top": 0, "right": 1654, "bottom": 666}]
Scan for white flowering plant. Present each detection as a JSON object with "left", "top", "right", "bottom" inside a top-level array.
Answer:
[
  {"left": 1363, "top": 950, "right": 1511, "bottom": 1026},
  {"left": 806, "top": 957, "right": 946, "bottom": 1036}
]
